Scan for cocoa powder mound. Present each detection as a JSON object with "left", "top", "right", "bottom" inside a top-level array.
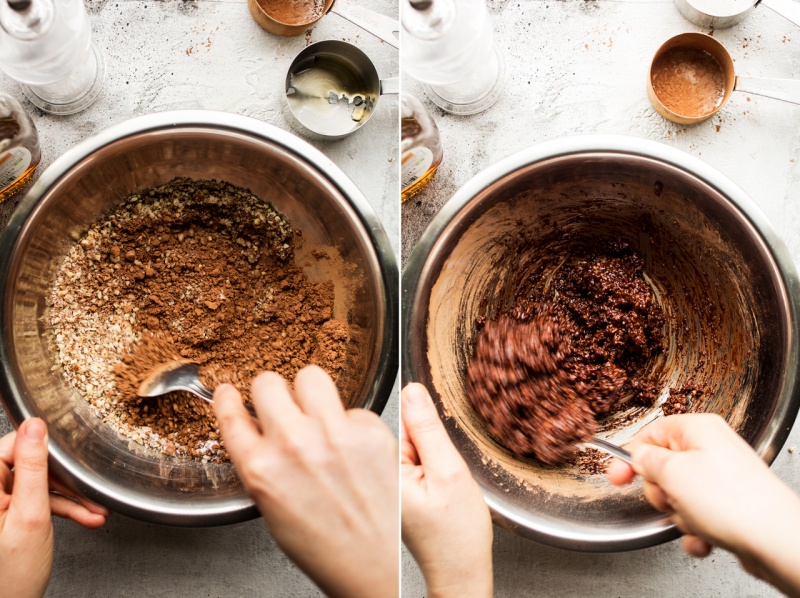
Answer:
[
  {"left": 111, "top": 333, "right": 220, "bottom": 458},
  {"left": 467, "top": 245, "right": 665, "bottom": 466},
  {"left": 49, "top": 178, "right": 351, "bottom": 461},
  {"left": 114, "top": 332, "right": 182, "bottom": 400}
]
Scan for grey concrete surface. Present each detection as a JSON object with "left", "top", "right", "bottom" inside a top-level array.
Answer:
[
  {"left": 0, "top": 0, "right": 398, "bottom": 596},
  {"left": 401, "top": 0, "right": 800, "bottom": 596}
]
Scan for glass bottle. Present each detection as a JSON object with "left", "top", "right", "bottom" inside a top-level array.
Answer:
[
  {"left": 401, "top": 0, "right": 506, "bottom": 115},
  {"left": 0, "top": 92, "right": 41, "bottom": 202},
  {"left": 401, "top": 94, "right": 443, "bottom": 201},
  {"left": 0, "top": 0, "right": 105, "bottom": 115}
]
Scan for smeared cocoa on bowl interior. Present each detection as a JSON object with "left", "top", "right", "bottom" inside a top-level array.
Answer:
[{"left": 424, "top": 173, "right": 764, "bottom": 516}]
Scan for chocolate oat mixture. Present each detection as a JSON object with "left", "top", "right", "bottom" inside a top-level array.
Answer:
[
  {"left": 48, "top": 178, "right": 350, "bottom": 461},
  {"left": 467, "top": 244, "right": 666, "bottom": 466},
  {"left": 663, "top": 385, "right": 704, "bottom": 416}
]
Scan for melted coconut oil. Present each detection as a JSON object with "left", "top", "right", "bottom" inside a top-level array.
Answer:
[{"left": 286, "top": 56, "right": 376, "bottom": 136}]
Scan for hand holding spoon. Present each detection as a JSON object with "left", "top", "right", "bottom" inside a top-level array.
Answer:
[{"left": 138, "top": 360, "right": 257, "bottom": 418}]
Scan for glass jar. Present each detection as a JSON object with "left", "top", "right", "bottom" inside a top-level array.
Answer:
[
  {"left": 0, "top": 92, "right": 41, "bottom": 202},
  {"left": 401, "top": 94, "right": 443, "bottom": 201}
]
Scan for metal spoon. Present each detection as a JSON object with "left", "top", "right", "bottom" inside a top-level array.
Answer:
[
  {"left": 137, "top": 360, "right": 257, "bottom": 417},
  {"left": 584, "top": 437, "right": 634, "bottom": 465},
  {"left": 285, "top": 40, "right": 399, "bottom": 139}
]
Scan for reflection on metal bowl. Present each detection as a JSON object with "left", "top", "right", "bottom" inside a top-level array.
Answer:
[
  {"left": 402, "top": 135, "right": 800, "bottom": 551},
  {"left": 0, "top": 111, "right": 398, "bottom": 527}
]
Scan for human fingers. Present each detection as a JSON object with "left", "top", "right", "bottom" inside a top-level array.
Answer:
[
  {"left": 682, "top": 533, "right": 713, "bottom": 558},
  {"left": 631, "top": 413, "right": 729, "bottom": 453},
  {"left": 0, "top": 431, "right": 16, "bottom": 467},
  {"left": 0, "top": 460, "right": 10, "bottom": 510},
  {"left": 0, "top": 462, "right": 11, "bottom": 496},
  {"left": 293, "top": 365, "right": 346, "bottom": 422},
  {"left": 49, "top": 494, "right": 107, "bottom": 529},
  {"left": 47, "top": 477, "right": 110, "bottom": 517},
  {"left": 213, "top": 383, "right": 263, "bottom": 465},
  {"left": 345, "top": 408, "right": 387, "bottom": 431},
  {"left": 345, "top": 409, "right": 398, "bottom": 455},
  {"left": 401, "top": 384, "right": 463, "bottom": 481},
  {"left": 671, "top": 512, "right": 694, "bottom": 536},
  {"left": 606, "top": 458, "right": 635, "bottom": 485},
  {"left": 630, "top": 443, "right": 676, "bottom": 485},
  {"left": 0, "top": 434, "right": 16, "bottom": 497},
  {"left": 642, "top": 480, "right": 672, "bottom": 513},
  {"left": 9, "top": 419, "right": 50, "bottom": 523},
  {"left": 251, "top": 371, "right": 303, "bottom": 433},
  {"left": 400, "top": 413, "right": 420, "bottom": 467}
]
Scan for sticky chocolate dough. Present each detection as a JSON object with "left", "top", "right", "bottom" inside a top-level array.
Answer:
[{"left": 466, "top": 246, "right": 665, "bottom": 465}]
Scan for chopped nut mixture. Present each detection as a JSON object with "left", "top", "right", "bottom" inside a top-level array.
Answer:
[{"left": 47, "top": 178, "right": 350, "bottom": 462}]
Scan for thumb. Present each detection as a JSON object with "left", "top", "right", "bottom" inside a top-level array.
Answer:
[
  {"left": 10, "top": 419, "right": 50, "bottom": 525},
  {"left": 401, "top": 384, "right": 464, "bottom": 481}
]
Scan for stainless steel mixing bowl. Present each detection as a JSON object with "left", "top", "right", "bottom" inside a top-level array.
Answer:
[
  {"left": 402, "top": 135, "right": 800, "bottom": 551},
  {"left": 0, "top": 111, "right": 398, "bottom": 526}
]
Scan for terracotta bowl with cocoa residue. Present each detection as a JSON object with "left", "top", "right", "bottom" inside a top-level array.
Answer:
[
  {"left": 402, "top": 135, "right": 800, "bottom": 551},
  {"left": 0, "top": 111, "right": 398, "bottom": 526}
]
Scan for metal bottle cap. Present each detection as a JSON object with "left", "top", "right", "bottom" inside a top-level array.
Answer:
[{"left": 7, "top": 0, "right": 33, "bottom": 11}]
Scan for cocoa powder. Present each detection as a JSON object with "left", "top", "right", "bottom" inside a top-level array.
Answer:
[
  {"left": 467, "top": 245, "right": 665, "bottom": 466},
  {"left": 257, "top": 0, "right": 324, "bottom": 25},
  {"left": 651, "top": 47, "right": 725, "bottom": 118},
  {"left": 48, "top": 178, "right": 350, "bottom": 461}
]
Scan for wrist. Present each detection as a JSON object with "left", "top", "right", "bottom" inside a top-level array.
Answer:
[
  {"left": 425, "top": 564, "right": 493, "bottom": 598},
  {"left": 733, "top": 485, "right": 800, "bottom": 595},
  {"left": 427, "top": 579, "right": 493, "bottom": 598}
]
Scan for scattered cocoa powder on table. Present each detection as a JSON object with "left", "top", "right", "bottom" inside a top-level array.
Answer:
[
  {"left": 467, "top": 244, "right": 665, "bottom": 466},
  {"left": 48, "top": 178, "right": 350, "bottom": 462}
]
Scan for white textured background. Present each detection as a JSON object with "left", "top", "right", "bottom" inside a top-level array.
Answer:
[
  {"left": 0, "top": 0, "right": 399, "bottom": 595},
  {"left": 401, "top": 0, "right": 800, "bottom": 596}
]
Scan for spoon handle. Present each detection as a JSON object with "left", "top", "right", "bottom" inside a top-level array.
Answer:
[
  {"left": 760, "top": 0, "right": 800, "bottom": 29},
  {"left": 734, "top": 76, "right": 800, "bottom": 106},
  {"left": 330, "top": 0, "right": 399, "bottom": 49},
  {"left": 586, "top": 437, "right": 634, "bottom": 465}
]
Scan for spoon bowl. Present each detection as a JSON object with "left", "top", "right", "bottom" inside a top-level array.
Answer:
[{"left": 138, "top": 360, "right": 257, "bottom": 418}]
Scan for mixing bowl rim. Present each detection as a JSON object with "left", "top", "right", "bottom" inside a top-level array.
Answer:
[
  {"left": 401, "top": 133, "right": 800, "bottom": 551},
  {"left": 0, "top": 110, "right": 399, "bottom": 526}
]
